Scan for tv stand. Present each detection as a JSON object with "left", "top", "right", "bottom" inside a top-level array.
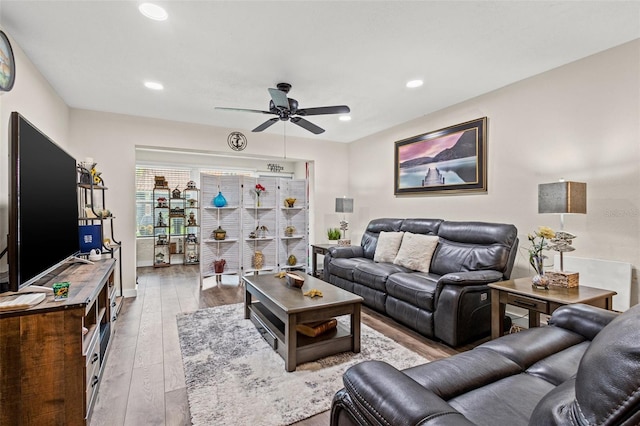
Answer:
[
  {"left": 0, "top": 259, "right": 117, "bottom": 425},
  {"left": 67, "top": 255, "right": 94, "bottom": 265},
  {"left": 21, "top": 284, "right": 54, "bottom": 293}
]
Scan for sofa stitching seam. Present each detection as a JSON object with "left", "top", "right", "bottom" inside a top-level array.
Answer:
[
  {"left": 343, "top": 374, "right": 392, "bottom": 426},
  {"left": 598, "top": 382, "right": 640, "bottom": 423}
]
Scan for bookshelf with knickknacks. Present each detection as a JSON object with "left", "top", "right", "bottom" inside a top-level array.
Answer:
[
  {"left": 183, "top": 181, "right": 200, "bottom": 265},
  {"left": 153, "top": 179, "right": 171, "bottom": 267},
  {"left": 77, "top": 159, "right": 123, "bottom": 313},
  {"left": 199, "top": 174, "right": 309, "bottom": 286}
]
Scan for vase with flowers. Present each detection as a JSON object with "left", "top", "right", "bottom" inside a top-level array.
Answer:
[
  {"left": 254, "top": 183, "right": 266, "bottom": 207},
  {"left": 527, "top": 226, "right": 556, "bottom": 290}
]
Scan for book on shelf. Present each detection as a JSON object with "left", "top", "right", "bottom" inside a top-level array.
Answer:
[{"left": 296, "top": 318, "right": 338, "bottom": 337}]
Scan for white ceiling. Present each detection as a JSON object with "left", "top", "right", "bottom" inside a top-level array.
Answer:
[{"left": 1, "top": 1, "right": 639, "bottom": 143}]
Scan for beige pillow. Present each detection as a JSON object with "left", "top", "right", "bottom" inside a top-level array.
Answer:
[
  {"left": 373, "top": 231, "right": 404, "bottom": 263},
  {"left": 393, "top": 232, "right": 439, "bottom": 273}
]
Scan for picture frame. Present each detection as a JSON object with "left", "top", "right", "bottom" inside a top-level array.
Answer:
[
  {"left": 0, "top": 30, "right": 16, "bottom": 92},
  {"left": 394, "top": 117, "right": 487, "bottom": 195}
]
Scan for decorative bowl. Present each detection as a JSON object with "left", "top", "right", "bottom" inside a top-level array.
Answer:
[{"left": 286, "top": 272, "right": 305, "bottom": 288}]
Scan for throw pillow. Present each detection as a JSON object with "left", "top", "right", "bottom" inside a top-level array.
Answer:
[
  {"left": 373, "top": 231, "right": 405, "bottom": 263},
  {"left": 393, "top": 232, "right": 439, "bottom": 273}
]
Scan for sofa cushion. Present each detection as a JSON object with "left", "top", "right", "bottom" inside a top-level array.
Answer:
[
  {"left": 328, "top": 257, "right": 373, "bottom": 281},
  {"left": 373, "top": 231, "right": 404, "bottom": 263},
  {"left": 572, "top": 303, "right": 640, "bottom": 425},
  {"left": 449, "top": 374, "right": 555, "bottom": 426},
  {"left": 361, "top": 218, "right": 404, "bottom": 259},
  {"left": 393, "top": 232, "right": 439, "bottom": 273},
  {"left": 353, "top": 262, "right": 411, "bottom": 292},
  {"left": 386, "top": 272, "right": 439, "bottom": 311},
  {"left": 430, "top": 221, "right": 518, "bottom": 277}
]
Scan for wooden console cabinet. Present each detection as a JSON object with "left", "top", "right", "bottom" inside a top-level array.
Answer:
[{"left": 0, "top": 259, "right": 117, "bottom": 426}]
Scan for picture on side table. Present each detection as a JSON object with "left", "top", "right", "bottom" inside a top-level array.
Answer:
[{"left": 394, "top": 117, "right": 487, "bottom": 195}]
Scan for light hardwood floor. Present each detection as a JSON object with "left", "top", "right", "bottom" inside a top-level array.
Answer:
[{"left": 91, "top": 265, "right": 482, "bottom": 425}]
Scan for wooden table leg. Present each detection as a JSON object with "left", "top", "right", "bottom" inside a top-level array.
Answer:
[
  {"left": 244, "top": 287, "right": 251, "bottom": 320},
  {"left": 529, "top": 311, "right": 541, "bottom": 328},
  {"left": 491, "top": 289, "right": 505, "bottom": 339},
  {"left": 352, "top": 303, "right": 361, "bottom": 353},
  {"left": 285, "top": 313, "right": 297, "bottom": 372},
  {"left": 312, "top": 251, "right": 318, "bottom": 277}
]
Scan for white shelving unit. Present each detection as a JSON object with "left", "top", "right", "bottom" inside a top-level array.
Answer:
[
  {"left": 200, "top": 175, "right": 242, "bottom": 285},
  {"left": 277, "top": 178, "right": 308, "bottom": 271},
  {"left": 199, "top": 175, "right": 308, "bottom": 286},
  {"left": 242, "top": 176, "right": 278, "bottom": 274}
]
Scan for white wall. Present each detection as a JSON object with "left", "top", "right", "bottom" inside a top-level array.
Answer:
[
  {"left": 0, "top": 32, "right": 70, "bottom": 274},
  {"left": 68, "top": 110, "right": 350, "bottom": 295},
  {"left": 347, "top": 40, "right": 640, "bottom": 302}
]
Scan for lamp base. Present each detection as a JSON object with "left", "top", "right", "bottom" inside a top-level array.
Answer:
[
  {"left": 546, "top": 271, "right": 579, "bottom": 288},
  {"left": 337, "top": 239, "right": 351, "bottom": 247}
]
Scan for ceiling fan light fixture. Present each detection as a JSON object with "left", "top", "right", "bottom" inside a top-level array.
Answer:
[
  {"left": 406, "top": 79, "right": 424, "bottom": 88},
  {"left": 144, "top": 81, "right": 164, "bottom": 90},
  {"left": 139, "top": 3, "right": 168, "bottom": 21},
  {"left": 339, "top": 115, "right": 351, "bottom": 122}
]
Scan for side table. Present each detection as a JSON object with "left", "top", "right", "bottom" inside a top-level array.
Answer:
[
  {"left": 310, "top": 244, "right": 337, "bottom": 278},
  {"left": 488, "top": 278, "right": 616, "bottom": 339}
]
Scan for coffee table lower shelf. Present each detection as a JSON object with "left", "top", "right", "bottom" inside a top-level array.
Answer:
[{"left": 248, "top": 301, "right": 354, "bottom": 366}]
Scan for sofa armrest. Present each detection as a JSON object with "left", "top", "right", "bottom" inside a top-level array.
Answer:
[
  {"left": 548, "top": 303, "right": 618, "bottom": 340},
  {"left": 328, "top": 245, "right": 364, "bottom": 258},
  {"left": 438, "top": 270, "right": 503, "bottom": 286},
  {"left": 333, "top": 360, "right": 474, "bottom": 426}
]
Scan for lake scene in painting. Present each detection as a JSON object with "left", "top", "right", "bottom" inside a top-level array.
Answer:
[{"left": 397, "top": 129, "right": 478, "bottom": 189}]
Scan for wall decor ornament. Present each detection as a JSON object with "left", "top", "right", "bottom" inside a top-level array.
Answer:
[
  {"left": 394, "top": 117, "right": 487, "bottom": 195},
  {"left": 213, "top": 191, "right": 227, "bottom": 207},
  {"left": 228, "top": 131, "right": 248, "bottom": 151},
  {"left": 0, "top": 31, "right": 16, "bottom": 92}
]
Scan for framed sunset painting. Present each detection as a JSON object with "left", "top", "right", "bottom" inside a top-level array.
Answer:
[{"left": 394, "top": 117, "right": 487, "bottom": 195}]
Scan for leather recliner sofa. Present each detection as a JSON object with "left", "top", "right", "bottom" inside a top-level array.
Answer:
[
  {"left": 324, "top": 218, "right": 519, "bottom": 346},
  {"left": 331, "top": 303, "right": 640, "bottom": 426}
]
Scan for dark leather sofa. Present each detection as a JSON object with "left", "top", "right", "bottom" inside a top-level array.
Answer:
[
  {"left": 324, "top": 218, "right": 518, "bottom": 346},
  {"left": 331, "top": 303, "right": 640, "bottom": 426}
]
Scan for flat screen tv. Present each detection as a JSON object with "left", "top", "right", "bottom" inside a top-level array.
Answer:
[{"left": 4, "top": 112, "right": 79, "bottom": 292}]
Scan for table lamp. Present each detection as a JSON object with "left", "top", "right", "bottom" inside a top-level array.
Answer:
[
  {"left": 335, "top": 197, "right": 354, "bottom": 246},
  {"left": 538, "top": 180, "right": 586, "bottom": 287}
]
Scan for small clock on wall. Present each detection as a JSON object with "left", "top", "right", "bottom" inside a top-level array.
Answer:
[
  {"left": 0, "top": 30, "right": 16, "bottom": 92},
  {"left": 227, "top": 131, "right": 247, "bottom": 151}
]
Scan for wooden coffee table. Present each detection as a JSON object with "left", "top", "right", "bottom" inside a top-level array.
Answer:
[
  {"left": 488, "top": 278, "right": 616, "bottom": 339},
  {"left": 243, "top": 273, "right": 363, "bottom": 372}
]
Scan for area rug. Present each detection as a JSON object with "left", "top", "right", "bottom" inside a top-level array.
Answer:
[{"left": 177, "top": 303, "right": 428, "bottom": 426}]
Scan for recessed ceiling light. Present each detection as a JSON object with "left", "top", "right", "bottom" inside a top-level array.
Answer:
[
  {"left": 406, "top": 79, "right": 424, "bottom": 88},
  {"left": 139, "top": 3, "right": 168, "bottom": 21},
  {"left": 339, "top": 115, "right": 351, "bottom": 122},
  {"left": 144, "top": 81, "right": 164, "bottom": 90}
]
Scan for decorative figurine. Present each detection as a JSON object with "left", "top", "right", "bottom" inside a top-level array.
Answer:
[
  {"left": 188, "top": 211, "right": 197, "bottom": 226},
  {"left": 172, "top": 186, "right": 182, "bottom": 199},
  {"left": 157, "top": 212, "right": 166, "bottom": 227}
]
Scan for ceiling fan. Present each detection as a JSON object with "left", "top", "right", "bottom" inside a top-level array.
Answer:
[{"left": 215, "top": 83, "right": 350, "bottom": 135}]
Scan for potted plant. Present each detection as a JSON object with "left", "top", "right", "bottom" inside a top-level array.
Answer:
[{"left": 327, "top": 228, "right": 341, "bottom": 241}]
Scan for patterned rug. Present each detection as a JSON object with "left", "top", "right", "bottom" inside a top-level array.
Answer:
[{"left": 177, "top": 303, "right": 428, "bottom": 425}]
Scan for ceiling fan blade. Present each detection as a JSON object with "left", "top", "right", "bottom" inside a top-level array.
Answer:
[
  {"left": 268, "top": 88, "right": 289, "bottom": 109},
  {"left": 252, "top": 117, "right": 279, "bottom": 132},
  {"left": 215, "top": 107, "right": 273, "bottom": 114},
  {"left": 290, "top": 117, "right": 325, "bottom": 134},
  {"left": 296, "top": 105, "right": 350, "bottom": 116}
]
